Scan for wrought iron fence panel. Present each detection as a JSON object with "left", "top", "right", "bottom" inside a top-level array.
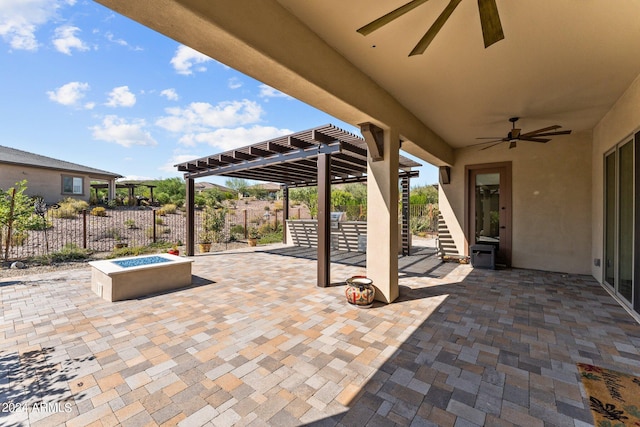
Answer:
[{"left": 2, "top": 205, "right": 311, "bottom": 261}]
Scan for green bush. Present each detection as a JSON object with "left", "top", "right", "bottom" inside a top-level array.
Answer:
[
  {"left": 23, "top": 214, "right": 51, "bottom": 230},
  {"left": 259, "top": 231, "right": 283, "bottom": 244}
]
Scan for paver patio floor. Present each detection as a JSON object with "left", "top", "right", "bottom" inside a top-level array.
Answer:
[{"left": 1, "top": 244, "right": 639, "bottom": 426}]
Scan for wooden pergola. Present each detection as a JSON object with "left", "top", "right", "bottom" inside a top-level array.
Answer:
[{"left": 175, "top": 124, "right": 420, "bottom": 287}]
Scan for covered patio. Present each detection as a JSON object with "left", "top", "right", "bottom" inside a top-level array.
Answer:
[{"left": 1, "top": 247, "right": 638, "bottom": 426}]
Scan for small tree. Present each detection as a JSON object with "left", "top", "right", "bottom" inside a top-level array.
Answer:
[
  {"left": 201, "top": 206, "right": 227, "bottom": 243},
  {"left": 0, "top": 180, "right": 35, "bottom": 260}
]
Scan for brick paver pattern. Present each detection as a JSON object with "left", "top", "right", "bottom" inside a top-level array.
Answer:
[{"left": 1, "top": 243, "right": 639, "bottom": 426}]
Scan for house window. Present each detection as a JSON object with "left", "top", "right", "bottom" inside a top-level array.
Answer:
[{"left": 62, "top": 176, "right": 84, "bottom": 195}]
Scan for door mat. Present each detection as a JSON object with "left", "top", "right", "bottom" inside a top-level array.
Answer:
[{"left": 577, "top": 363, "right": 640, "bottom": 426}]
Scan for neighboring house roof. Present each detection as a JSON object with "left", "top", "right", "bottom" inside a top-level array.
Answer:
[
  {"left": 249, "top": 182, "right": 280, "bottom": 191},
  {"left": 195, "top": 182, "right": 233, "bottom": 193},
  {"left": 0, "top": 145, "right": 122, "bottom": 179}
]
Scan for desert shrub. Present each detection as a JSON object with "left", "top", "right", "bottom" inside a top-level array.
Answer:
[
  {"left": 145, "top": 225, "right": 170, "bottom": 238},
  {"left": 156, "top": 209, "right": 166, "bottom": 216},
  {"left": 34, "top": 243, "right": 92, "bottom": 264},
  {"left": 103, "top": 227, "right": 121, "bottom": 240},
  {"left": 162, "top": 204, "right": 177, "bottom": 214},
  {"left": 258, "top": 232, "right": 283, "bottom": 244},
  {"left": 51, "top": 206, "right": 77, "bottom": 219},
  {"left": 51, "top": 198, "right": 89, "bottom": 219},
  {"left": 155, "top": 217, "right": 164, "bottom": 225},
  {"left": 91, "top": 207, "right": 107, "bottom": 217},
  {"left": 60, "top": 197, "right": 89, "bottom": 212},
  {"left": 124, "top": 219, "right": 137, "bottom": 229},
  {"left": 109, "top": 245, "right": 146, "bottom": 258}
]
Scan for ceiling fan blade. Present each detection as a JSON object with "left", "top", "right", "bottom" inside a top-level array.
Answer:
[
  {"left": 532, "top": 130, "right": 572, "bottom": 137},
  {"left": 508, "top": 141, "right": 517, "bottom": 149},
  {"left": 519, "top": 125, "right": 561, "bottom": 137},
  {"left": 409, "top": 0, "right": 462, "bottom": 56},
  {"left": 477, "top": 0, "right": 504, "bottom": 48},
  {"left": 357, "top": 0, "right": 431, "bottom": 36},
  {"left": 519, "top": 137, "right": 550, "bottom": 143},
  {"left": 480, "top": 141, "right": 504, "bottom": 150}
]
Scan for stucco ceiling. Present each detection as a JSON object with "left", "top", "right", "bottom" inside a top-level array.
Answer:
[
  {"left": 95, "top": 0, "right": 640, "bottom": 158},
  {"left": 275, "top": 1, "right": 640, "bottom": 148}
]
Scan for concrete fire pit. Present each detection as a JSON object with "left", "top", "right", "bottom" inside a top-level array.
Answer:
[{"left": 89, "top": 254, "right": 193, "bottom": 302}]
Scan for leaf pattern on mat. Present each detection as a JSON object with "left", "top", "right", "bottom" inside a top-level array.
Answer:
[
  {"left": 590, "top": 397, "right": 629, "bottom": 421},
  {"left": 624, "top": 405, "right": 640, "bottom": 417},
  {"left": 582, "top": 372, "right": 602, "bottom": 381}
]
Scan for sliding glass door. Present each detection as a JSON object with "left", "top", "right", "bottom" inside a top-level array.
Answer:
[{"left": 604, "top": 138, "right": 635, "bottom": 307}]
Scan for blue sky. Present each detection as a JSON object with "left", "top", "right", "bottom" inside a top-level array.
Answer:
[{"left": 0, "top": 0, "right": 437, "bottom": 187}]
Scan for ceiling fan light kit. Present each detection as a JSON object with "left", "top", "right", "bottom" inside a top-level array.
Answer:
[{"left": 357, "top": 0, "right": 504, "bottom": 56}]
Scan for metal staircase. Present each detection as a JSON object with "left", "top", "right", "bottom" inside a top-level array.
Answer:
[{"left": 436, "top": 213, "right": 459, "bottom": 258}]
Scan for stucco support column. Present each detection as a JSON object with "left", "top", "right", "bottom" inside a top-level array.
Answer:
[
  {"left": 108, "top": 178, "right": 116, "bottom": 202},
  {"left": 185, "top": 177, "right": 195, "bottom": 256},
  {"left": 367, "top": 128, "right": 400, "bottom": 303},
  {"left": 317, "top": 154, "right": 331, "bottom": 287}
]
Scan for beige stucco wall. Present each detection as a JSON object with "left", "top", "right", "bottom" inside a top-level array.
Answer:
[
  {"left": 592, "top": 73, "right": 640, "bottom": 283},
  {"left": 0, "top": 164, "right": 92, "bottom": 204},
  {"left": 439, "top": 130, "right": 593, "bottom": 275}
]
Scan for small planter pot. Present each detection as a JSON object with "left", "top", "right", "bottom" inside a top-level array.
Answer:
[
  {"left": 345, "top": 276, "right": 375, "bottom": 308},
  {"left": 248, "top": 238, "right": 258, "bottom": 247},
  {"left": 198, "top": 243, "right": 211, "bottom": 253},
  {"left": 168, "top": 249, "right": 179, "bottom": 256}
]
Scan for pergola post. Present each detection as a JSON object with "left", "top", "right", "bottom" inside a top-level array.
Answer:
[
  {"left": 317, "top": 153, "right": 331, "bottom": 287},
  {"left": 401, "top": 174, "right": 411, "bottom": 256},
  {"left": 366, "top": 127, "right": 400, "bottom": 303},
  {"left": 282, "top": 185, "right": 289, "bottom": 244},
  {"left": 185, "top": 178, "right": 195, "bottom": 256}
]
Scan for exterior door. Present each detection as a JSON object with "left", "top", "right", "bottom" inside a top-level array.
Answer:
[
  {"left": 467, "top": 163, "right": 512, "bottom": 266},
  {"left": 604, "top": 138, "right": 636, "bottom": 309}
]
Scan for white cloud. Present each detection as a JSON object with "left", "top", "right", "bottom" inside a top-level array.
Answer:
[
  {"left": 228, "top": 77, "right": 242, "bottom": 90},
  {"left": 52, "top": 25, "right": 88, "bottom": 55},
  {"left": 178, "top": 125, "right": 292, "bottom": 151},
  {"left": 90, "top": 115, "right": 157, "bottom": 147},
  {"left": 106, "top": 85, "right": 136, "bottom": 107},
  {"left": 105, "top": 31, "right": 142, "bottom": 51},
  {"left": 0, "top": 0, "right": 75, "bottom": 51},
  {"left": 160, "top": 88, "right": 179, "bottom": 101},
  {"left": 121, "top": 174, "right": 155, "bottom": 181},
  {"left": 170, "top": 45, "right": 212, "bottom": 75},
  {"left": 47, "top": 81, "right": 90, "bottom": 107},
  {"left": 258, "top": 84, "right": 291, "bottom": 99},
  {"left": 156, "top": 100, "right": 264, "bottom": 133}
]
